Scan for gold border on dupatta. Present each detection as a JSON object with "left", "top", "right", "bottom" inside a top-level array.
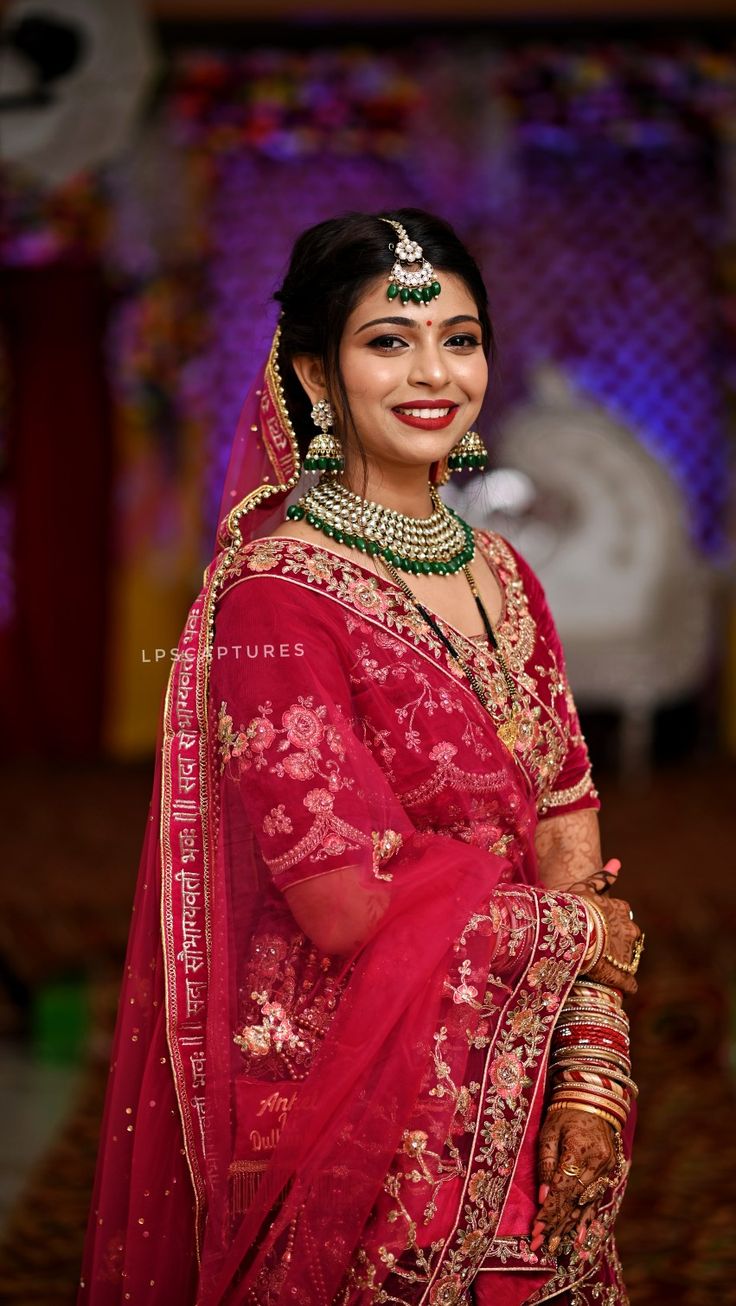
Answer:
[
  {"left": 414, "top": 891, "right": 592, "bottom": 1304},
  {"left": 160, "top": 650, "right": 208, "bottom": 1261},
  {"left": 223, "top": 323, "right": 302, "bottom": 548},
  {"left": 160, "top": 322, "right": 302, "bottom": 1262}
]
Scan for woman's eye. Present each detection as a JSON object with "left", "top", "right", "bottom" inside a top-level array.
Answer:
[
  {"left": 368, "top": 335, "right": 408, "bottom": 351},
  {"left": 445, "top": 334, "right": 481, "bottom": 349}
]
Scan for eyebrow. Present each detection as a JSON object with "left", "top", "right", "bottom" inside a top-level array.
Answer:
[{"left": 354, "top": 314, "right": 482, "bottom": 335}]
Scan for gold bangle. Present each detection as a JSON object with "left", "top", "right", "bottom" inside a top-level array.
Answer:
[
  {"left": 566, "top": 983, "right": 626, "bottom": 1007},
  {"left": 551, "top": 1063, "right": 639, "bottom": 1097},
  {"left": 555, "top": 1039, "right": 628, "bottom": 1060},
  {"left": 547, "top": 1100, "right": 624, "bottom": 1132},
  {"left": 551, "top": 1080, "right": 630, "bottom": 1105},
  {"left": 552, "top": 1055, "right": 633, "bottom": 1078},
  {"left": 581, "top": 897, "right": 609, "bottom": 969},
  {"left": 602, "top": 932, "right": 645, "bottom": 976},
  {"left": 562, "top": 999, "right": 627, "bottom": 1017},
  {"left": 551, "top": 1083, "right": 631, "bottom": 1112},
  {"left": 550, "top": 1095, "right": 629, "bottom": 1125},
  {"left": 574, "top": 977, "right": 623, "bottom": 999},
  {"left": 557, "top": 1008, "right": 630, "bottom": 1028}
]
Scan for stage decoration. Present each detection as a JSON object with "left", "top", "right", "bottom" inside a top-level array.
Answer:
[{"left": 1, "top": 37, "right": 735, "bottom": 753}]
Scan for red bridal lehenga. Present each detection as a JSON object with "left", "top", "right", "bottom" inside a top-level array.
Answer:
[{"left": 78, "top": 328, "right": 633, "bottom": 1306}]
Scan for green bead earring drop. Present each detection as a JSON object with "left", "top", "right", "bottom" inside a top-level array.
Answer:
[
  {"left": 447, "top": 429, "right": 489, "bottom": 471},
  {"left": 387, "top": 279, "right": 442, "bottom": 305}
]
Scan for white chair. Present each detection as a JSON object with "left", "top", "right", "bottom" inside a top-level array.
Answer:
[{"left": 442, "top": 365, "right": 716, "bottom": 778}]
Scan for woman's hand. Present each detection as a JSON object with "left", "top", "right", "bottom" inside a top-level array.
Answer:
[
  {"left": 531, "top": 1106, "right": 622, "bottom": 1259},
  {"left": 574, "top": 889, "right": 643, "bottom": 997}
]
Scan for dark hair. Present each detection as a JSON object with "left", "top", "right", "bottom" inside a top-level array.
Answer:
[{"left": 273, "top": 208, "right": 495, "bottom": 499}]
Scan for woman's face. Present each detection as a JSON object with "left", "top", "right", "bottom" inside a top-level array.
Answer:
[{"left": 337, "top": 271, "right": 488, "bottom": 472}]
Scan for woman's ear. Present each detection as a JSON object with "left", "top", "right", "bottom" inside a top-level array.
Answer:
[{"left": 291, "top": 354, "right": 328, "bottom": 407}]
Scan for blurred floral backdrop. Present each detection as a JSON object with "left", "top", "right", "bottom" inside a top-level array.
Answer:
[{"left": 1, "top": 36, "right": 735, "bottom": 754}]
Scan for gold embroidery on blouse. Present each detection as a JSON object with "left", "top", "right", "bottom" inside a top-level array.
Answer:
[
  {"left": 537, "top": 771, "right": 598, "bottom": 816},
  {"left": 265, "top": 790, "right": 371, "bottom": 875}
]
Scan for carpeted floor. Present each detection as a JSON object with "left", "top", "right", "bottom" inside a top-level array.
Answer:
[{"left": 0, "top": 754, "right": 734, "bottom": 1305}]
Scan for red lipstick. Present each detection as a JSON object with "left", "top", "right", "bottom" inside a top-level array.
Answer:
[{"left": 392, "top": 401, "right": 459, "bottom": 431}]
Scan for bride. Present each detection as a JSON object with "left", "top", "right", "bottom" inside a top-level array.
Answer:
[{"left": 79, "top": 209, "right": 642, "bottom": 1305}]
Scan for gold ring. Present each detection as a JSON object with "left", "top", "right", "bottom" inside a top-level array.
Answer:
[
  {"left": 561, "top": 1162, "right": 582, "bottom": 1177},
  {"left": 612, "top": 1131, "right": 628, "bottom": 1183},
  {"left": 577, "top": 1176, "right": 611, "bottom": 1206},
  {"left": 630, "top": 933, "right": 645, "bottom": 972}
]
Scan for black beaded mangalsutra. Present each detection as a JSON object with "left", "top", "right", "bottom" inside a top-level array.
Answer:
[{"left": 377, "top": 554, "right": 521, "bottom": 753}]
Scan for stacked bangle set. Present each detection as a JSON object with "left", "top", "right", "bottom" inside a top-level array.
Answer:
[{"left": 548, "top": 902, "right": 638, "bottom": 1134}]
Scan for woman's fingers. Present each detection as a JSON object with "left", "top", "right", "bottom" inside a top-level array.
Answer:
[
  {"left": 586, "top": 895, "right": 642, "bottom": 993},
  {"left": 574, "top": 1208, "right": 595, "bottom": 1258},
  {"left": 537, "top": 1114, "right": 561, "bottom": 1187},
  {"left": 569, "top": 859, "right": 621, "bottom": 897},
  {"left": 532, "top": 1115, "right": 563, "bottom": 1251},
  {"left": 599, "top": 896, "right": 641, "bottom": 955},
  {"left": 588, "top": 955, "right": 638, "bottom": 996},
  {"left": 532, "top": 1159, "right": 594, "bottom": 1252},
  {"left": 531, "top": 1110, "right": 617, "bottom": 1256}
]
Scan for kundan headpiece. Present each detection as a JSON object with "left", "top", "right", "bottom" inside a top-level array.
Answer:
[{"left": 382, "top": 217, "right": 442, "bottom": 304}]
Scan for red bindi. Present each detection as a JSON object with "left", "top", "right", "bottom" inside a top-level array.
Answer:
[{"left": 426, "top": 320, "right": 432, "bottom": 326}]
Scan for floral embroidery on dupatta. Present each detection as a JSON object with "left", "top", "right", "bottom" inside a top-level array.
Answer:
[
  {"left": 232, "top": 933, "right": 344, "bottom": 1079},
  {"left": 339, "top": 889, "right": 591, "bottom": 1304}
]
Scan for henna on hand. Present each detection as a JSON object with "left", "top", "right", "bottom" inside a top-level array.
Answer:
[
  {"left": 587, "top": 954, "right": 638, "bottom": 996},
  {"left": 595, "top": 895, "right": 640, "bottom": 965},
  {"left": 567, "top": 866, "right": 619, "bottom": 896},
  {"left": 532, "top": 1107, "right": 618, "bottom": 1257},
  {"left": 535, "top": 809, "right": 603, "bottom": 891},
  {"left": 571, "top": 891, "right": 642, "bottom": 995}
]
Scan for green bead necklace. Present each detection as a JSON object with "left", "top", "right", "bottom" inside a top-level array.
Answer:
[{"left": 286, "top": 479, "right": 474, "bottom": 576}]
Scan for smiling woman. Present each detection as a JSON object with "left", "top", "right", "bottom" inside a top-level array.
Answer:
[{"left": 78, "top": 210, "right": 643, "bottom": 1306}]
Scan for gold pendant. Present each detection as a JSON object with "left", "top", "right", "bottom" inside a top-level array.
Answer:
[{"left": 497, "top": 717, "right": 519, "bottom": 752}]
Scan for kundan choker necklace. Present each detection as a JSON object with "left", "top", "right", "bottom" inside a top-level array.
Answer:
[{"left": 287, "top": 479, "right": 474, "bottom": 575}]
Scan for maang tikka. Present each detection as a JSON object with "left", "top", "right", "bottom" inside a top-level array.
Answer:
[{"left": 382, "top": 218, "right": 442, "bottom": 304}]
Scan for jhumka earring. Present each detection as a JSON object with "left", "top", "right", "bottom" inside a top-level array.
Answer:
[
  {"left": 304, "top": 398, "right": 344, "bottom": 473},
  {"left": 381, "top": 218, "right": 442, "bottom": 305},
  {"left": 447, "top": 429, "right": 489, "bottom": 471}
]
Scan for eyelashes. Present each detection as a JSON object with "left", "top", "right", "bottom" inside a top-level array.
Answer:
[{"left": 368, "top": 334, "right": 481, "bottom": 352}]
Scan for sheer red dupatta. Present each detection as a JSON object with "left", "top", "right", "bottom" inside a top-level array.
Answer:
[
  {"left": 196, "top": 566, "right": 599, "bottom": 1304},
  {"left": 77, "top": 328, "right": 302, "bottom": 1303},
  {"left": 198, "top": 579, "right": 521, "bottom": 1303}
]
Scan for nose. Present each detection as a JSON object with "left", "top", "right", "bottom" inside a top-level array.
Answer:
[{"left": 406, "top": 337, "right": 451, "bottom": 389}]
